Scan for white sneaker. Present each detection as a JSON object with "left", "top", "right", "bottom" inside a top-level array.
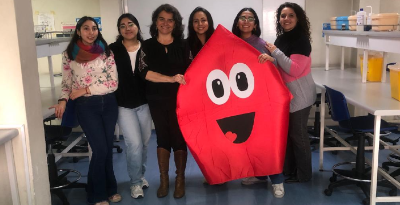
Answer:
[
  {"left": 241, "top": 177, "right": 268, "bottom": 185},
  {"left": 141, "top": 177, "right": 149, "bottom": 189},
  {"left": 272, "top": 183, "right": 285, "bottom": 198},
  {"left": 131, "top": 185, "right": 144, "bottom": 199}
]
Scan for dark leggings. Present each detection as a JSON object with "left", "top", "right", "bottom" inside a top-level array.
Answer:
[
  {"left": 284, "top": 106, "right": 312, "bottom": 182},
  {"left": 148, "top": 105, "right": 187, "bottom": 152}
]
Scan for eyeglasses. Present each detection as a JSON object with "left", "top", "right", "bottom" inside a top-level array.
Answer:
[
  {"left": 119, "top": 23, "right": 136, "bottom": 30},
  {"left": 239, "top": 16, "right": 255, "bottom": 22}
]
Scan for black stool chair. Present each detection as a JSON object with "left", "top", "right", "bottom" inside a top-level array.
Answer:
[
  {"left": 322, "top": 86, "right": 398, "bottom": 205},
  {"left": 44, "top": 100, "right": 86, "bottom": 205}
]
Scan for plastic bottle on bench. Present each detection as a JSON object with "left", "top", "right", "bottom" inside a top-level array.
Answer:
[{"left": 357, "top": 8, "right": 367, "bottom": 32}]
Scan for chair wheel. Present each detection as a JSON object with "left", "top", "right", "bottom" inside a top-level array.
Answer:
[
  {"left": 362, "top": 198, "right": 369, "bottom": 205},
  {"left": 324, "top": 189, "right": 332, "bottom": 196},
  {"left": 389, "top": 189, "right": 397, "bottom": 196},
  {"left": 117, "top": 148, "right": 123, "bottom": 153}
]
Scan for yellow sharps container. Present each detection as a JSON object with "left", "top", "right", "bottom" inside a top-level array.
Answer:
[
  {"left": 389, "top": 64, "right": 400, "bottom": 101},
  {"left": 360, "top": 53, "right": 383, "bottom": 82}
]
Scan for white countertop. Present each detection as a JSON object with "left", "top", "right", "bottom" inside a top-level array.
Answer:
[
  {"left": 312, "top": 67, "right": 400, "bottom": 116},
  {"left": 35, "top": 38, "right": 71, "bottom": 46}
]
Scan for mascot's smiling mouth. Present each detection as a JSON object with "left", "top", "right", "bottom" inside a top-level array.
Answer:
[{"left": 216, "top": 112, "right": 255, "bottom": 144}]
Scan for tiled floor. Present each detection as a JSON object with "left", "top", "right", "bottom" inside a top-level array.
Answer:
[{"left": 52, "top": 131, "right": 400, "bottom": 205}]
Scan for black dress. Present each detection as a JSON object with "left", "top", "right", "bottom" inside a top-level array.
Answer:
[{"left": 139, "top": 38, "right": 191, "bottom": 151}]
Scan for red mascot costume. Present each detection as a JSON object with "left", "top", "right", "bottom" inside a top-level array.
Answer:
[{"left": 176, "top": 25, "right": 292, "bottom": 185}]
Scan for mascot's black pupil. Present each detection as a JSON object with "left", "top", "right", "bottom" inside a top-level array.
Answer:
[
  {"left": 212, "top": 79, "right": 224, "bottom": 98},
  {"left": 236, "top": 72, "right": 248, "bottom": 91}
]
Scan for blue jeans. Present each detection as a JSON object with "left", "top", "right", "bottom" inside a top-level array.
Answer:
[
  {"left": 76, "top": 93, "right": 118, "bottom": 204},
  {"left": 118, "top": 104, "right": 152, "bottom": 186}
]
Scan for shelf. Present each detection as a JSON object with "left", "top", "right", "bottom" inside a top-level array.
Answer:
[
  {"left": 323, "top": 30, "right": 400, "bottom": 54},
  {"left": 36, "top": 38, "right": 70, "bottom": 58},
  {"left": 323, "top": 30, "right": 400, "bottom": 82}
]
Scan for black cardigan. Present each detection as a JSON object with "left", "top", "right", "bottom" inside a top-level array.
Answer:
[
  {"left": 109, "top": 40, "right": 147, "bottom": 109},
  {"left": 139, "top": 38, "right": 191, "bottom": 109}
]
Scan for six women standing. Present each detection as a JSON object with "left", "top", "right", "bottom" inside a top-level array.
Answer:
[{"left": 52, "top": 2, "right": 314, "bottom": 202}]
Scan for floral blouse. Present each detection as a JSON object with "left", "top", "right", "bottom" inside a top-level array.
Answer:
[{"left": 60, "top": 51, "right": 118, "bottom": 100}]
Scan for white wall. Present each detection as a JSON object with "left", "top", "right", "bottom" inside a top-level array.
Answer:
[
  {"left": 380, "top": 0, "right": 400, "bottom": 65},
  {"left": 306, "top": 0, "right": 355, "bottom": 68},
  {"left": 127, "top": 0, "right": 263, "bottom": 40},
  {"left": 381, "top": 0, "right": 400, "bottom": 12},
  {"left": 99, "top": 0, "right": 122, "bottom": 44}
]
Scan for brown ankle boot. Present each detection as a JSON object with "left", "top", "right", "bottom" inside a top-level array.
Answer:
[
  {"left": 157, "top": 148, "right": 170, "bottom": 198},
  {"left": 173, "top": 150, "right": 187, "bottom": 198}
]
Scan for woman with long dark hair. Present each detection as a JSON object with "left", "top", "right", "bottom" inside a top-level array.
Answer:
[
  {"left": 265, "top": 2, "right": 316, "bottom": 184},
  {"left": 232, "top": 8, "right": 285, "bottom": 198},
  {"left": 109, "top": 13, "right": 152, "bottom": 199},
  {"left": 187, "top": 6, "right": 218, "bottom": 185},
  {"left": 232, "top": 8, "right": 275, "bottom": 64},
  {"left": 50, "top": 16, "right": 120, "bottom": 205},
  {"left": 187, "top": 7, "right": 215, "bottom": 58},
  {"left": 138, "top": 4, "right": 190, "bottom": 198}
]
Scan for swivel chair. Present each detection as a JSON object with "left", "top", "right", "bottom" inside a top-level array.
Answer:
[
  {"left": 44, "top": 100, "right": 86, "bottom": 205},
  {"left": 322, "top": 86, "right": 397, "bottom": 205}
]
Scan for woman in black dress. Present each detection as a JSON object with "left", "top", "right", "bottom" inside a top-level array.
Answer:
[{"left": 138, "top": 4, "right": 190, "bottom": 199}]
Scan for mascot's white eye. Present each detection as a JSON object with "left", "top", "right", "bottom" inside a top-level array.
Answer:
[
  {"left": 229, "top": 63, "right": 254, "bottom": 99},
  {"left": 206, "top": 69, "right": 230, "bottom": 105}
]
